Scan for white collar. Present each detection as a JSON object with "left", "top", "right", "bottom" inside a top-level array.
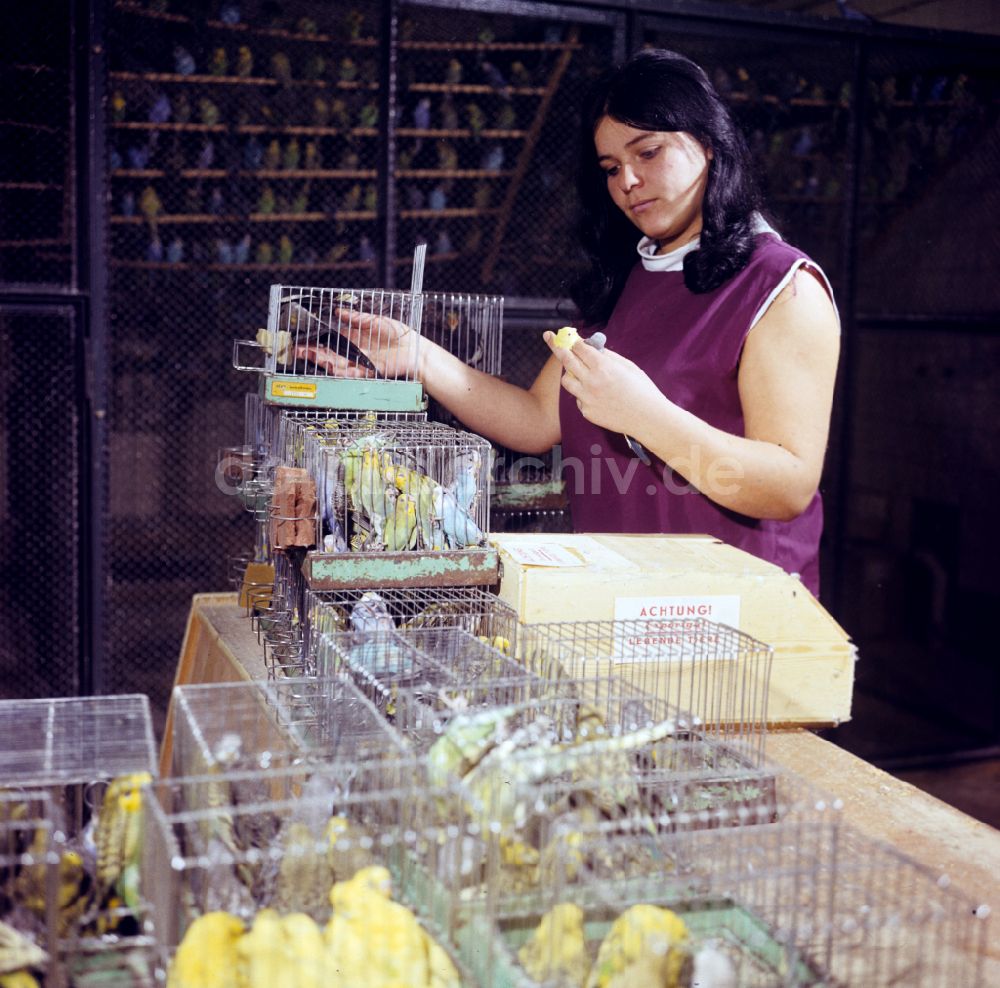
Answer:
[{"left": 637, "top": 214, "right": 779, "bottom": 272}]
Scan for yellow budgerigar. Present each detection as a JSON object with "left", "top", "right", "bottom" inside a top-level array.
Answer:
[
  {"left": 552, "top": 326, "right": 581, "bottom": 349},
  {"left": 237, "top": 909, "right": 284, "bottom": 988},
  {"left": 279, "top": 912, "right": 328, "bottom": 988},
  {"left": 166, "top": 911, "right": 244, "bottom": 988},
  {"left": 517, "top": 902, "right": 591, "bottom": 988},
  {"left": 325, "top": 866, "right": 460, "bottom": 988},
  {"left": 586, "top": 904, "right": 691, "bottom": 988},
  {"left": 0, "top": 972, "right": 42, "bottom": 988}
]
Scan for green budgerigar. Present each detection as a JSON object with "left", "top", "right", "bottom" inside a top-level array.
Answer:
[
  {"left": 209, "top": 48, "right": 228, "bottom": 76},
  {"left": 382, "top": 491, "right": 418, "bottom": 551},
  {"left": 270, "top": 52, "right": 292, "bottom": 86},
  {"left": 13, "top": 828, "right": 91, "bottom": 938},
  {"left": 338, "top": 57, "right": 357, "bottom": 83},
  {"left": 235, "top": 46, "right": 253, "bottom": 78},
  {"left": 273, "top": 822, "right": 334, "bottom": 921},
  {"left": 282, "top": 138, "right": 301, "bottom": 171},
  {"left": 92, "top": 772, "right": 152, "bottom": 917},
  {"left": 198, "top": 98, "right": 220, "bottom": 126}
]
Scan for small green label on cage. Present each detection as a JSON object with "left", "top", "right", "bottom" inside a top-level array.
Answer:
[{"left": 271, "top": 380, "right": 317, "bottom": 399}]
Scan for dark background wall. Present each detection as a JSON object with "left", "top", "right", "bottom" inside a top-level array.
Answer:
[{"left": 1, "top": 0, "right": 998, "bottom": 816}]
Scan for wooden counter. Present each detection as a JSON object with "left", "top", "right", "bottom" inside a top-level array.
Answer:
[{"left": 171, "top": 592, "right": 999, "bottom": 980}]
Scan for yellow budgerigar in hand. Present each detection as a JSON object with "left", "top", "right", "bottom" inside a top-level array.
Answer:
[
  {"left": 551, "top": 326, "right": 582, "bottom": 350},
  {"left": 586, "top": 904, "right": 691, "bottom": 988}
]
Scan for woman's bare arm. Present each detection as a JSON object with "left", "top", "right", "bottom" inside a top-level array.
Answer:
[
  {"left": 550, "top": 266, "right": 840, "bottom": 520},
  {"left": 296, "top": 306, "right": 562, "bottom": 454}
]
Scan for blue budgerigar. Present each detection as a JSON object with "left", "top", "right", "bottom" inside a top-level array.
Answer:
[
  {"left": 173, "top": 46, "right": 196, "bottom": 76},
  {"left": 480, "top": 144, "right": 505, "bottom": 173},
  {"left": 232, "top": 233, "right": 250, "bottom": 265},
  {"left": 412, "top": 97, "right": 432, "bottom": 130},
  {"left": 148, "top": 92, "right": 171, "bottom": 124},
  {"left": 433, "top": 484, "right": 484, "bottom": 548},
  {"left": 450, "top": 449, "right": 482, "bottom": 513},
  {"left": 196, "top": 138, "right": 215, "bottom": 170},
  {"left": 350, "top": 591, "right": 395, "bottom": 633}
]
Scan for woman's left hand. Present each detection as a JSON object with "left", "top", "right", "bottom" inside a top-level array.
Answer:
[{"left": 543, "top": 332, "right": 664, "bottom": 434}]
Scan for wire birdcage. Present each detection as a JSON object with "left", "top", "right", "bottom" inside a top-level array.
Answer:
[
  {"left": 514, "top": 617, "right": 774, "bottom": 760},
  {"left": 469, "top": 810, "right": 989, "bottom": 988},
  {"left": 0, "top": 695, "right": 157, "bottom": 787},
  {"left": 1, "top": 788, "right": 58, "bottom": 983},
  {"left": 302, "top": 420, "right": 492, "bottom": 555},
  {"left": 819, "top": 826, "right": 989, "bottom": 987},
  {"left": 169, "top": 677, "right": 409, "bottom": 781},
  {"left": 305, "top": 585, "right": 517, "bottom": 665},
  {"left": 317, "top": 626, "right": 539, "bottom": 732},
  {"left": 141, "top": 757, "right": 479, "bottom": 985},
  {"left": 236, "top": 284, "right": 503, "bottom": 381},
  {"left": 0, "top": 696, "right": 159, "bottom": 983}
]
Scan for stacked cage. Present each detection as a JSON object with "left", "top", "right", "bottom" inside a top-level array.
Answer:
[
  {"left": 149, "top": 694, "right": 487, "bottom": 987},
  {"left": 300, "top": 418, "right": 493, "bottom": 556},
  {"left": 0, "top": 695, "right": 159, "bottom": 986},
  {"left": 473, "top": 800, "right": 988, "bottom": 987},
  {"left": 161, "top": 610, "right": 988, "bottom": 986},
  {"left": 222, "top": 274, "right": 505, "bottom": 678}
]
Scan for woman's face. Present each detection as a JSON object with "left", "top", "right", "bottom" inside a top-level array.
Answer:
[{"left": 594, "top": 115, "right": 712, "bottom": 253}]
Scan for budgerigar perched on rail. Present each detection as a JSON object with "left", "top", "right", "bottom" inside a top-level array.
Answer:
[
  {"left": 383, "top": 491, "right": 418, "bottom": 551},
  {"left": 91, "top": 772, "right": 151, "bottom": 918}
]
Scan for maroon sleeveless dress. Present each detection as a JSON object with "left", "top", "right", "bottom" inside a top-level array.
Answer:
[{"left": 558, "top": 234, "right": 826, "bottom": 596}]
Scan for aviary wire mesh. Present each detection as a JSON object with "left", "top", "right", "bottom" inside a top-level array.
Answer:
[{"left": 0, "top": 6, "right": 73, "bottom": 288}]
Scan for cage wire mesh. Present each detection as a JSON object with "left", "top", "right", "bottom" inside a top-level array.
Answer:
[
  {"left": 479, "top": 814, "right": 991, "bottom": 987},
  {"left": 300, "top": 419, "right": 493, "bottom": 554},
  {"left": 462, "top": 771, "right": 844, "bottom": 988},
  {"left": 0, "top": 309, "right": 83, "bottom": 703},
  {"left": 316, "top": 626, "right": 538, "bottom": 728},
  {"left": 0, "top": 4, "right": 73, "bottom": 288},
  {"left": 1, "top": 788, "right": 60, "bottom": 983},
  {"left": 235, "top": 283, "right": 504, "bottom": 383},
  {"left": 140, "top": 756, "right": 480, "bottom": 985},
  {"left": 513, "top": 617, "right": 773, "bottom": 760},
  {"left": 0, "top": 697, "right": 159, "bottom": 984},
  {"left": 393, "top": 1, "right": 616, "bottom": 297},
  {"left": 855, "top": 40, "right": 1000, "bottom": 316},
  {"left": 96, "top": 0, "right": 617, "bottom": 719},
  {"left": 306, "top": 584, "right": 517, "bottom": 666},
  {"left": 169, "top": 676, "right": 409, "bottom": 780}
]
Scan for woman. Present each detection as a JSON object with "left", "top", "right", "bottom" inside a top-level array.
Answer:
[{"left": 300, "top": 48, "right": 840, "bottom": 595}]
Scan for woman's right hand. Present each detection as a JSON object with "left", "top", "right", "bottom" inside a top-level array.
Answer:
[{"left": 294, "top": 305, "right": 421, "bottom": 380}]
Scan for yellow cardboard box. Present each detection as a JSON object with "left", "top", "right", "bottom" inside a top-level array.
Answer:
[{"left": 492, "top": 532, "right": 856, "bottom": 727}]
